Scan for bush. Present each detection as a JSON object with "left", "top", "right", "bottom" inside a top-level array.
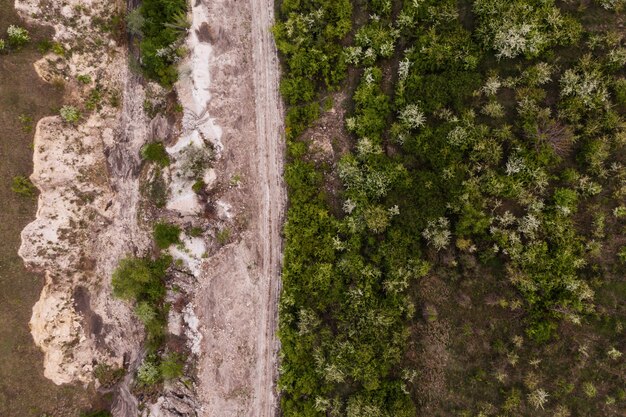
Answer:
[
  {"left": 137, "top": 357, "right": 161, "bottom": 386},
  {"left": 153, "top": 222, "right": 181, "bottom": 249},
  {"left": 59, "top": 105, "right": 81, "bottom": 124},
  {"left": 141, "top": 142, "right": 170, "bottom": 167},
  {"left": 126, "top": 8, "right": 145, "bottom": 36},
  {"left": 111, "top": 256, "right": 170, "bottom": 302},
  {"left": 7, "top": 25, "right": 29, "bottom": 48},
  {"left": 618, "top": 246, "right": 626, "bottom": 263},
  {"left": 138, "top": 0, "right": 189, "bottom": 86},
  {"left": 216, "top": 228, "right": 230, "bottom": 245},
  {"left": 11, "top": 176, "right": 36, "bottom": 196},
  {"left": 77, "top": 74, "right": 92, "bottom": 84},
  {"left": 614, "top": 78, "right": 626, "bottom": 106}
]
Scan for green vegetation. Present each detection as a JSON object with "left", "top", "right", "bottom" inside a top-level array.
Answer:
[
  {"left": 6, "top": 25, "right": 29, "bottom": 48},
  {"left": 85, "top": 87, "right": 103, "bottom": 111},
  {"left": 77, "top": 74, "right": 92, "bottom": 84},
  {"left": 135, "top": 352, "right": 184, "bottom": 386},
  {"left": 276, "top": 0, "right": 626, "bottom": 415},
  {"left": 93, "top": 363, "right": 125, "bottom": 388},
  {"left": 141, "top": 142, "right": 170, "bottom": 167},
  {"left": 112, "top": 255, "right": 170, "bottom": 349},
  {"left": 159, "top": 352, "right": 184, "bottom": 380},
  {"left": 18, "top": 114, "right": 33, "bottom": 132},
  {"left": 215, "top": 228, "right": 230, "bottom": 245},
  {"left": 59, "top": 105, "right": 80, "bottom": 124},
  {"left": 133, "top": 0, "right": 189, "bottom": 86},
  {"left": 153, "top": 221, "right": 181, "bottom": 249},
  {"left": 11, "top": 175, "right": 36, "bottom": 197}
]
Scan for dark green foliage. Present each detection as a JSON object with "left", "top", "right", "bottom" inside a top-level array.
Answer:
[
  {"left": 153, "top": 222, "right": 181, "bottom": 249},
  {"left": 187, "top": 226, "right": 203, "bottom": 237},
  {"left": 160, "top": 353, "right": 184, "bottom": 380},
  {"left": 192, "top": 179, "right": 205, "bottom": 194},
  {"left": 276, "top": 0, "right": 626, "bottom": 415},
  {"left": 136, "top": 0, "right": 188, "bottom": 86},
  {"left": 112, "top": 255, "right": 171, "bottom": 350},
  {"left": 111, "top": 256, "right": 169, "bottom": 303},
  {"left": 141, "top": 142, "right": 170, "bottom": 167},
  {"left": 614, "top": 78, "right": 626, "bottom": 106},
  {"left": 85, "top": 87, "right": 103, "bottom": 111},
  {"left": 273, "top": 0, "right": 352, "bottom": 139},
  {"left": 11, "top": 175, "right": 36, "bottom": 197}
]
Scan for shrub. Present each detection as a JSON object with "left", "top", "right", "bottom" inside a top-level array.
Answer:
[
  {"left": 153, "top": 222, "right": 181, "bottom": 249},
  {"left": 7, "top": 25, "right": 30, "bottom": 48},
  {"left": 141, "top": 142, "right": 170, "bottom": 167},
  {"left": 85, "top": 88, "right": 103, "bottom": 111},
  {"left": 160, "top": 353, "right": 184, "bottom": 380},
  {"left": 11, "top": 176, "right": 36, "bottom": 196},
  {"left": 111, "top": 256, "right": 170, "bottom": 302},
  {"left": 583, "top": 382, "right": 597, "bottom": 398},
  {"left": 111, "top": 257, "right": 154, "bottom": 301},
  {"left": 192, "top": 179, "right": 205, "bottom": 194},
  {"left": 139, "top": 0, "right": 189, "bottom": 86},
  {"left": 216, "top": 228, "right": 230, "bottom": 245},
  {"left": 19, "top": 114, "right": 33, "bottom": 132},
  {"left": 76, "top": 74, "right": 91, "bottom": 84},
  {"left": 614, "top": 78, "right": 626, "bottom": 106},
  {"left": 51, "top": 42, "right": 65, "bottom": 56},
  {"left": 473, "top": 0, "right": 580, "bottom": 59},
  {"left": 126, "top": 8, "right": 145, "bottom": 37},
  {"left": 137, "top": 357, "right": 161, "bottom": 386},
  {"left": 135, "top": 301, "right": 157, "bottom": 325},
  {"left": 0, "top": 39, "right": 5, "bottom": 51},
  {"left": 59, "top": 105, "right": 81, "bottom": 124}
]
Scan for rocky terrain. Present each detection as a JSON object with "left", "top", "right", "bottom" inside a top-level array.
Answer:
[{"left": 16, "top": 0, "right": 284, "bottom": 415}]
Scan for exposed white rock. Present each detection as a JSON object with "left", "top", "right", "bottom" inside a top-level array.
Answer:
[
  {"left": 16, "top": 0, "right": 149, "bottom": 393},
  {"left": 169, "top": 236, "right": 206, "bottom": 276},
  {"left": 183, "top": 303, "right": 202, "bottom": 355}
]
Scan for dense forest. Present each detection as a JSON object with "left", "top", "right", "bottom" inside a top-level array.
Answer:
[{"left": 274, "top": 0, "right": 626, "bottom": 415}]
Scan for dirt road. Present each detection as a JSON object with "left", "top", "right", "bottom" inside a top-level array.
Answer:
[
  {"left": 249, "top": 0, "right": 285, "bottom": 413},
  {"left": 193, "top": 0, "right": 284, "bottom": 414}
]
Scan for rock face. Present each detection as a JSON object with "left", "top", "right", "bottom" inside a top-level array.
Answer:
[
  {"left": 16, "top": 0, "right": 148, "bottom": 394},
  {"left": 16, "top": 0, "right": 285, "bottom": 415}
]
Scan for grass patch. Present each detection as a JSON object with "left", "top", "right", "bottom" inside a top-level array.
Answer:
[
  {"left": 216, "top": 228, "right": 230, "bottom": 245},
  {"left": 11, "top": 175, "right": 36, "bottom": 196}
]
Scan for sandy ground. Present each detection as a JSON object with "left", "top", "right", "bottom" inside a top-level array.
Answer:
[{"left": 190, "top": 0, "right": 284, "bottom": 415}]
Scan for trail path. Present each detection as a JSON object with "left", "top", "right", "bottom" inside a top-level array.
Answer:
[
  {"left": 194, "top": 0, "right": 284, "bottom": 414},
  {"left": 249, "top": 0, "right": 285, "bottom": 414}
]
